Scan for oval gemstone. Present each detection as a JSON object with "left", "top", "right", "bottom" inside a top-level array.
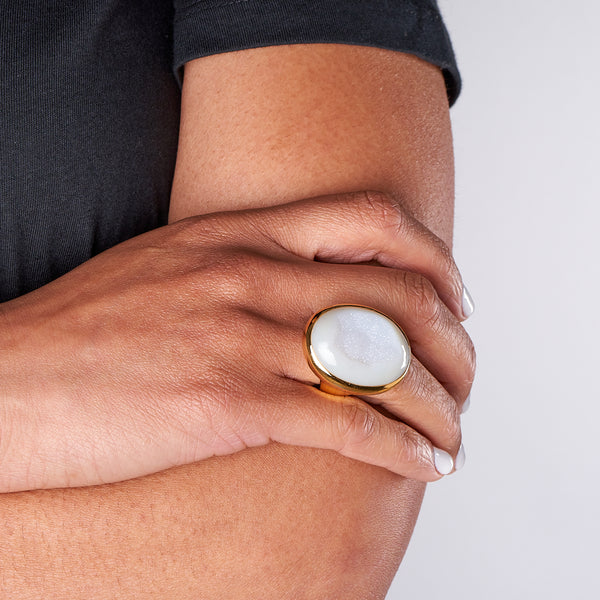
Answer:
[{"left": 308, "top": 306, "right": 410, "bottom": 389}]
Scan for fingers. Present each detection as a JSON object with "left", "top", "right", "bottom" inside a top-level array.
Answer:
[
  {"left": 261, "top": 380, "right": 452, "bottom": 482},
  {"left": 246, "top": 191, "right": 471, "bottom": 321},
  {"left": 173, "top": 195, "right": 475, "bottom": 479},
  {"left": 177, "top": 369, "right": 454, "bottom": 482},
  {"left": 254, "top": 314, "right": 462, "bottom": 459},
  {"left": 181, "top": 192, "right": 474, "bottom": 394},
  {"left": 246, "top": 259, "right": 475, "bottom": 406},
  {"left": 356, "top": 357, "right": 461, "bottom": 456},
  {"left": 362, "top": 268, "right": 475, "bottom": 404}
]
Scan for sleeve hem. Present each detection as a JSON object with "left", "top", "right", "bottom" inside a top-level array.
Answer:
[{"left": 173, "top": 0, "right": 461, "bottom": 105}]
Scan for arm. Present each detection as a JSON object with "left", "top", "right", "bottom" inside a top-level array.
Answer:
[
  {"left": 171, "top": 45, "right": 454, "bottom": 239},
  {"left": 169, "top": 43, "right": 458, "bottom": 592},
  {"left": 0, "top": 46, "right": 464, "bottom": 598}
]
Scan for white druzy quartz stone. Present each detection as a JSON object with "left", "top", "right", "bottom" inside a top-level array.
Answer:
[{"left": 309, "top": 306, "right": 410, "bottom": 388}]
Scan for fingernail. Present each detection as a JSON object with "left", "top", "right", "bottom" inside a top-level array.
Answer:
[
  {"left": 462, "top": 285, "right": 475, "bottom": 319},
  {"left": 433, "top": 447, "right": 454, "bottom": 475},
  {"left": 461, "top": 394, "right": 471, "bottom": 414},
  {"left": 454, "top": 444, "right": 466, "bottom": 471}
]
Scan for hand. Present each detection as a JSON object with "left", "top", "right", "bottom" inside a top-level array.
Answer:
[{"left": 0, "top": 192, "right": 474, "bottom": 493}]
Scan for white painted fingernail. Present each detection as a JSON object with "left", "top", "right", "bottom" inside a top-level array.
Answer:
[
  {"left": 455, "top": 444, "right": 466, "bottom": 471},
  {"left": 462, "top": 285, "right": 475, "bottom": 319},
  {"left": 461, "top": 394, "right": 471, "bottom": 414},
  {"left": 433, "top": 447, "right": 454, "bottom": 475}
]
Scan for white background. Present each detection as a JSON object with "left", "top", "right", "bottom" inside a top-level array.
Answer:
[{"left": 388, "top": 1, "right": 600, "bottom": 598}]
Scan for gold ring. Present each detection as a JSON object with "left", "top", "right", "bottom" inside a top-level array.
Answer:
[{"left": 304, "top": 305, "right": 411, "bottom": 396}]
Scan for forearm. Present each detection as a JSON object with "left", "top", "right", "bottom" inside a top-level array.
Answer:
[{"left": 1, "top": 447, "right": 423, "bottom": 599}]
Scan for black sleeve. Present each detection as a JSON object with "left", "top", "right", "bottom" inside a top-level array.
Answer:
[{"left": 172, "top": 0, "right": 461, "bottom": 105}]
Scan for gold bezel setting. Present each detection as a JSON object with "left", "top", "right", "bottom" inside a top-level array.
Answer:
[{"left": 303, "top": 305, "right": 411, "bottom": 396}]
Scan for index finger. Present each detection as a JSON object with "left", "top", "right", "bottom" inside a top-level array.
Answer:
[{"left": 248, "top": 191, "right": 473, "bottom": 321}]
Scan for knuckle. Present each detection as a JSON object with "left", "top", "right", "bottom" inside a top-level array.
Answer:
[
  {"left": 205, "top": 249, "right": 266, "bottom": 305},
  {"left": 434, "top": 241, "right": 463, "bottom": 301},
  {"left": 395, "top": 425, "right": 416, "bottom": 459},
  {"left": 463, "top": 335, "right": 477, "bottom": 386},
  {"left": 391, "top": 426, "right": 426, "bottom": 470},
  {"left": 442, "top": 399, "right": 462, "bottom": 446},
  {"left": 354, "top": 191, "right": 402, "bottom": 234},
  {"left": 413, "top": 373, "right": 461, "bottom": 449},
  {"left": 339, "top": 401, "right": 379, "bottom": 450},
  {"left": 400, "top": 271, "right": 441, "bottom": 327},
  {"left": 433, "top": 238, "right": 458, "bottom": 282},
  {"left": 451, "top": 327, "right": 477, "bottom": 390},
  {"left": 167, "top": 213, "right": 223, "bottom": 247}
]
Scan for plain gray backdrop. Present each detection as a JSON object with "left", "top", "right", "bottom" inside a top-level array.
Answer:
[{"left": 388, "top": 1, "right": 600, "bottom": 598}]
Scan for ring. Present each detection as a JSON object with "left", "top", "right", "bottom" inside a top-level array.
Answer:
[{"left": 304, "top": 305, "right": 411, "bottom": 396}]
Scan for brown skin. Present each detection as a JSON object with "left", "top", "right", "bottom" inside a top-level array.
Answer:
[
  {"left": 0, "top": 194, "right": 470, "bottom": 492},
  {"left": 0, "top": 47, "right": 471, "bottom": 598},
  {"left": 1, "top": 450, "right": 425, "bottom": 599}
]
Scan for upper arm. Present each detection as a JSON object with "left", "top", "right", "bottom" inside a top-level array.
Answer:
[{"left": 169, "top": 44, "right": 455, "bottom": 242}]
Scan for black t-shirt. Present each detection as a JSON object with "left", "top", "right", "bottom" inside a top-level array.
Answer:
[{"left": 0, "top": 0, "right": 460, "bottom": 303}]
